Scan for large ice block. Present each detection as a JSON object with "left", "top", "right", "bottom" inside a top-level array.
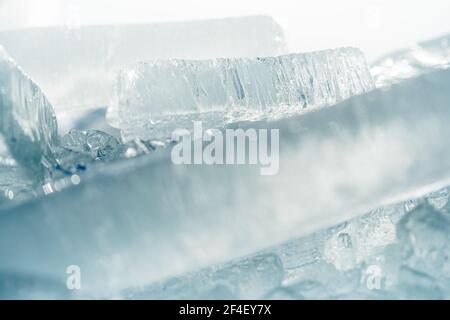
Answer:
[
  {"left": 371, "top": 34, "right": 450, "bottom": 87},
  {"left": 109, "top": 48, "right": 375, "bottom": 141},
  {"left": 0, "top": 45, "right": 58, "bottom": 179},
  {"left": 0, "top": 16, "right": 286, "bottom": 128},
  {"left": 1, "top": 68, "right": 450, "bottom": 297},
  {"left": 5, "top": 183, "right": 450, "bottom": 299}
]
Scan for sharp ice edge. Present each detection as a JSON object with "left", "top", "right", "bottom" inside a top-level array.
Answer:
[
  {"left": 123, "top": 253, "right": 284, "bottom": 300},
  {"left": 371, "top": 33, "right": 450, "bottom": 87},
  {"left": 108, "top": 47, "right": 375, "bottom": 141},
  {"left": 120, "top": 186, "right": 450, "bottom": 300},
  {"left": 0, "top": 47, "right": 121, "bottom": 202},
  {"left": 2, "top": 68, "right": 450, "bottom": 297},
  {"left": 0, "top": 43, "right": 165, "bottom": 202},
  {"left": 0, "top": 15, "right": 286, "bottom": 122},
  {"left": 0, "top": 45, "right": 58, "bottom": 184}
]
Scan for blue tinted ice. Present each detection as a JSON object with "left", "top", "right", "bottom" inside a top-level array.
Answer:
[
  {"left": 3, "top": 68, "right": 450, "bottom": 298},
  {"left": 108, "top": 48, "right": 375, "bottom": 141},
  {"left": 0, "top": 45, "right": 58, "bottom": 181}
]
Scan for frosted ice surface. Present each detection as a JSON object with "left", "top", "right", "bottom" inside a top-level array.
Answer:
[
  {"left": 323, "top": 212, "right": 396, "bottom": 271},
  {"left": 397, "top": 204, "right": 450, "bottom": 280},
  {"left": 0, "top": 45, "right": 58, "bottom": 180},
  {"left": 109, "top": 48, "right": 375, "bottom": 141},
  {"left": 123, "top": 188, "right": 450, "bottom": 299},
  {"left": 0, "top": 16, "right": 286, "bottom": 120},
  {"left": 371, "top": 34, "right": 450, "bottom": 87},
  {"left": 123, "top": 253, "right": 283, "bottom": 299},
  {"left": 2, "top": 174, "right": 450, "bottom": 298},
  {"left": 251, "top": 189, "right": 450, "bottom": 299},
  {"left": 267, "top": 206, "right": 401, "bottom": 291}
]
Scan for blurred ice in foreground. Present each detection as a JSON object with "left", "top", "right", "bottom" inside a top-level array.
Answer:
[{"left": 122, "top": 187, "right": 450, "bottom": 299}]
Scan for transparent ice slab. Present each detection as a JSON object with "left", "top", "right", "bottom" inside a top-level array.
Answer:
[
  {"left": 0, "top": 45, "right": 58, "bottom": 181},
  {"left": 3, "top": 185, "right": 449, "bottom": 299},
  {"left": 1, "top": 68, "right": 450, "bottom": 297},
  {"left": 0, "top": 15, "right": 286, "bottom": 131},
  {"left": 108, "top": 47, "right": 375, "bottom": 141}
]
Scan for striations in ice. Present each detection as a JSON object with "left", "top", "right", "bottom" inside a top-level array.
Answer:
[
  {"left": 371, "top": 34, "right": 450, "bottom": 87},
  {"left": 108, "top": 48, "right": 375, "bottom": 141},
  {"left": 267, "top": 190, "right": 450, "bottom": 299},
  {"left": 0, "top": 45, "right": 58, "bottom": 180}
]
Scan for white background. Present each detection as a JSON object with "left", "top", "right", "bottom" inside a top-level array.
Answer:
[{"left": 0, "top": 0, "right": 449, "bottom": 60}]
